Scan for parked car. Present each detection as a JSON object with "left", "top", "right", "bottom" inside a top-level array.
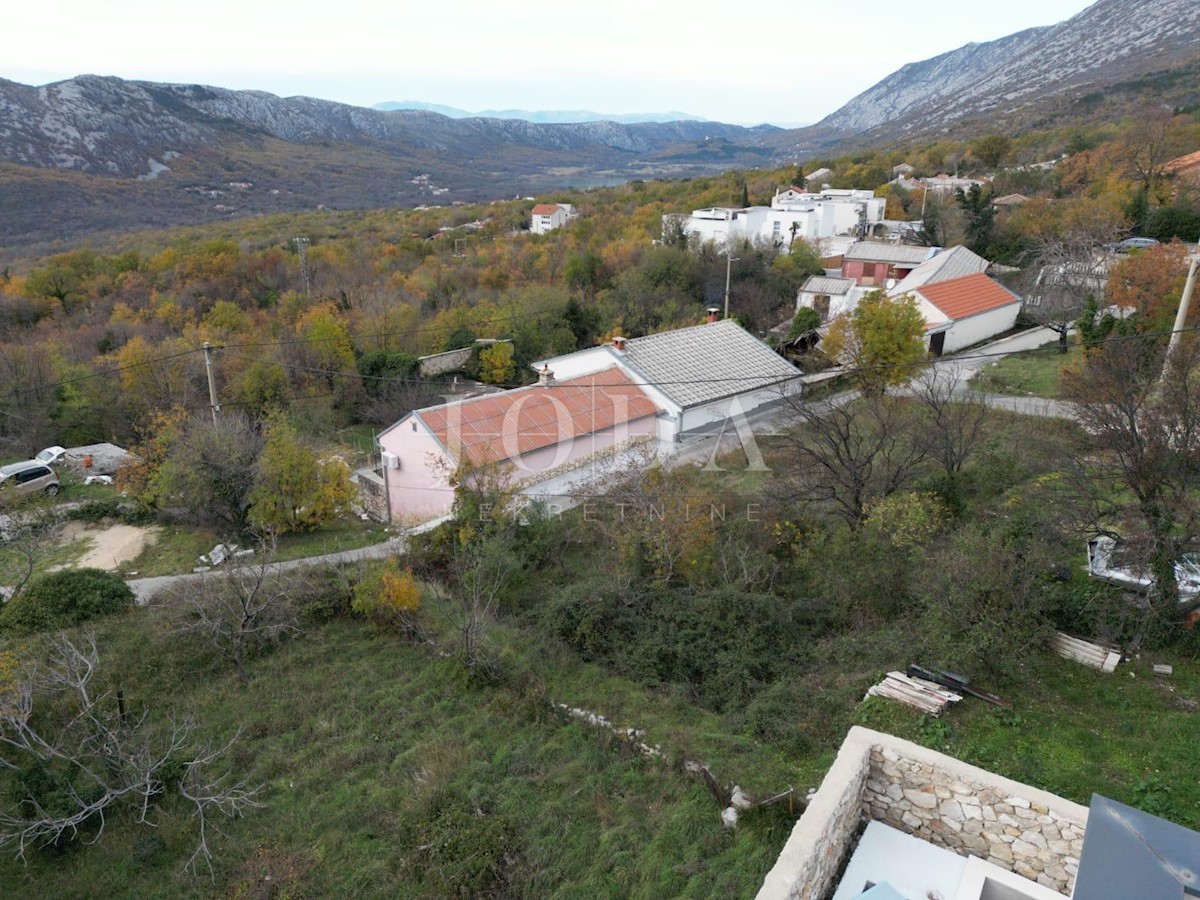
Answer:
[
  {"left": 0, "top": 461, "right": 61, "bottom": 501},
  {"left": 1107, "top": 237, "right": 1160, "bottom": 253},
  {"left": 35, "top": 445, "right": 67, "bottom": 466}
]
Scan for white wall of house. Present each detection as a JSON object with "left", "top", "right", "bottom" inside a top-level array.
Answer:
[
  {"left": 678, "top": 382, "right": 802, "bottom": 434},
  {"left": 379, "top": 416, "right": 456, "bottom": 524},
  {"left": 939, "top": 304, "right": 1021, "bottom": 353},
  {"left": 669, "top": 191, "right": 885, "bottom": 251},
  {"left": 531, "top": 206, "right": 568, "bottom": 234}
]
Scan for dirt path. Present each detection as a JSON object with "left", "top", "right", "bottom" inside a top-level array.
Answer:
[{"left": 60, "top": 522, "right": 160, "bottom": 571}]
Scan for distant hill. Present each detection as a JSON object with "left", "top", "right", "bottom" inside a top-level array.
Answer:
[
  {"left": 372, "top": 101, "right": 705, "bottom": 125},
  {"left": 773, "top": 0, "right": 1200, "bottom": 153},
  {"left": 0, "top": 75, "right": 778, "bottom": 245}
]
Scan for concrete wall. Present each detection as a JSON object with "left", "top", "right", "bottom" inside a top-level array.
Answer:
[
  {"left": 757, "top": 728, "right": 1089, "bottom": 900},
  {"left": 350, "top": 468, "right": 390, "bottom": 523},
  {"left": 678, "top": 383, "right": 802, "bottom": 435},
  {"left": 942, "top": 305, "right": 1021, "bottom": 353}
]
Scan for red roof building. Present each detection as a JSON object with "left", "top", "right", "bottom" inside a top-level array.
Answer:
[{"left": 908, "top": 273, "right": 1022, "bottom": 355}]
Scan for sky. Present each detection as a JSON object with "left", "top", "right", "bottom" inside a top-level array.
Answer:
[{"left": 6, "top": 0, "right": 1097, "bottom": 126}]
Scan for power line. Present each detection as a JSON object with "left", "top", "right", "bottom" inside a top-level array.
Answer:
[{"left": 4, "top": 347, "right": 205, "bottom": 397}]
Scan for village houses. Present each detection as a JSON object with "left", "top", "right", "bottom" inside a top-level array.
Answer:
[
  {"left": 377, "top": 316, "right": 802, "bottom": 524},
  {"left": 530, "top": 202, "right": 578, "bottom": 234}
]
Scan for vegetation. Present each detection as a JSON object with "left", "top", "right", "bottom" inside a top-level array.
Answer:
[
  {"left": 0, "top": 568, "right": 133, "bottom": 634},
  {"left": 971, "top": 345, "right": 1072, "bottom": 397},
  {"left": 1, "top": 104, "right": 1200, "bottom": 895}
]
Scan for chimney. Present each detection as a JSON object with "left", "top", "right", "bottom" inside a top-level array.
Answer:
[
  {"left": 706, "top": 307, "right": 720, "bottom": 324},
  {"left": 538, "top": 364, "right": 555, "bottom": 386},
  {"left": 612, "top": 336, "right": 627, "bottom": 352}
]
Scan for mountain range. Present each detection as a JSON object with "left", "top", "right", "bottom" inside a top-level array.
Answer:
[
  {"left": 371, "top": 101, "right": 705, "bottom": 125},
  {"left": 0, "top": 0, "right": 1197, "bottom": 247}
]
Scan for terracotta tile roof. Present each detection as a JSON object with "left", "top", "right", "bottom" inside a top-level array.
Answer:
[
  {"left": 531, "top": 203, "right": 560, "bottom": 215},
  {"left": 418, "top": 367, "right": 659, "bottom": 466},
  {"left": 915, "top": 273, "right": 1020, "bottom": 321}
]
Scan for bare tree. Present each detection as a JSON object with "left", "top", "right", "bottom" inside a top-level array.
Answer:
[
  {"left": 0, "top": 499, "right": 64, "bottom": 601},
  {"left": 0, "top": 632, "right": 259, "bottom": 874},
  {"left": 777, "top": 393, "right": 929, "bottom": 527},
  {"left": 911, "top": 365, "right": 989, "bottom": 482},
  {"left": 167, "top": 546, "right": 302, "bottom": 684},
  {"left": 1023, "top": 222, "right": 1120, "bottom": 353},
  {"left": 450, "top": 534, "right": 517, "bottom": 675},
  {"left": 1063, "top": 334, "right": 1200, "bottom": 647}
]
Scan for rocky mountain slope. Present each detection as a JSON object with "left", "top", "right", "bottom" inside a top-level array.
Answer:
[
  {"left": 0, "top": 75, "right": 773, "bottom": 179},
  {"left": 372, "top": 101, "right": 703, "bottom": 125},
  {"left": 0, "top": 75, "right": 780, "bottom": 245},
  {"left": 808, "top": 0, "right": 1200, "bottom": 141}
]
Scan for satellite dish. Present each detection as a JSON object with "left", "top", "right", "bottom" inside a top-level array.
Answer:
[{"left": 886, "top": 278, "right": 897, "bottom": 290}]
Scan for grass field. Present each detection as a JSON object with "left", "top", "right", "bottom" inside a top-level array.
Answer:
[
  {"left": 971, "top": 344, "right": 1075, "bottom": 398},
  {"left": 1, "top": 591, "right": 1195, "bottom": 899},
  {"left": 117, "top": 516, "right": 393, "bottom": 577}
]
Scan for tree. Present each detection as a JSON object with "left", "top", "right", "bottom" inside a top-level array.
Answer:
[
  {"left": 1062, "top": 335, "right": 1200, "bottom": 647},
  {"left": 450, "top": 533, "right": 518, "bottom": 676},
  {"left": 911, "top": 365, "right": 989, "bottom": 500},
  {"left": 823, "top": 291, "right": 927, "bottom": 395},
  {"left": 1024, "top": 224, "right": 1118, "bottom": 353},
  {"left": 151, "top": 413, "right": 264, "bottom": 532},
  {"left": 168, "top": 546, "right": 303, "bottom": 684},
  {"left": 776, "top": 393, "right": 929, "bottom": 527},
  {"left": 971, "top": 134, "right": 1012, "bottom": 170},
  {"left": 955, "top": 184, "right": 995, "bottom": 257},
  {"left": 478, "top": 341, "right": 516, "bottom": 385},
  {"left": 1104, "top": 240, "right": 1191, "bottom": 333},
  {"left": 352, "top": 560, "right": 422, "bottom": 635},
  {"left": 0, "top": 632, "right": 259, "bottom": 873},
  {"left": 247, "top": 416, "right": 353, "bottom": 534}
]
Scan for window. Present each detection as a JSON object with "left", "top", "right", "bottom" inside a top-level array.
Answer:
[
  {"left": 15, "top": 466, "right": 49, "bottom": 484},
  {"left": 772, "top": 221, "right": 782, "bottom": 237}
]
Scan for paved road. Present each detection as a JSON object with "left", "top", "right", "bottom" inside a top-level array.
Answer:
[{"left": 127, "top": 536, "right": 407, "bottom": 604}]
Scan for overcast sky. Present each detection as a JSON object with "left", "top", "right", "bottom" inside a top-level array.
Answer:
[{"left": 7, "top": 1, "right": 1096, "bottom": 125}]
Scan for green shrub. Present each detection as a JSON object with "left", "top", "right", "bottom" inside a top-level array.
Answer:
[
  {"left": 66, "top": 499, "right": 153, "bottom": 526},
  {"left": 0, "top": 568, "right": 134, "bottom": 634}
]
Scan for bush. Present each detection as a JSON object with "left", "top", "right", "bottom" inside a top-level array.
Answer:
[
  {"left": 66, "top": 499, "right": 154, "bottom": 526},
  {"left": 352, "top": 561, "right": 422, "bottom": 633},
  {"left": 0, "top": 568, "right": 134, "bottom": 634}
]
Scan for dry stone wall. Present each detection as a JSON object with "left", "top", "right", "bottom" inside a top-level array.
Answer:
[
  {"left": 756, "top": 728, "right": 1090, "bottom": 900},
  {"left": 862, "top": 747, "right": 1085, "bottom": 895}
]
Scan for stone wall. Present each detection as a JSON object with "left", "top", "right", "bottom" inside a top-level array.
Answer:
[
  {"left": 863, "top": 748, "right": 1086, "bottom": 894},
  {"left": 418, "top": 346, "right": 474, "bottom": 377},
  {"left": 756, "top": 728, "right": 1090, "bottom": 900},
  {"left": 351, "top": 468, "right": 389, "bottom": 523},
  {"left": 756, "top": 735, "right": 870, "bottom": 900}
]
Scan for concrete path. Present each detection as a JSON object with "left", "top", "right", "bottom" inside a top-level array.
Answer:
[{"left": 127, "top": 536, "right": 406, "bottom": 604}]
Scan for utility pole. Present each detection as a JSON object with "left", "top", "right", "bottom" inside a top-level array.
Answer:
[
  {"left": 724, "top": 250, "right": 739, "bottom": 320},
  {"left": 293, "top": 235, "right": 311, "bottom": 298},
  {"left": 1161, "top": 245, "right": 1200, "bottom": 382},
  {"left": 203, "top": 342, "right": 221, "bottom": 426}
]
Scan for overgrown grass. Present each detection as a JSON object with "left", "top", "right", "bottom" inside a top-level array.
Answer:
[
  {"left": 117, "top": 516, "right": 393, "bottom": 577},
  {"left": 971, "top": 344, "right": 1074, "bottom": 398}
]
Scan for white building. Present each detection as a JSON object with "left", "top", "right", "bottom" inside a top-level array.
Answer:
[
  {"left": 665, "top": 188, "right": 886, "bottom": 251},
  {"left": 533, "top": 316, "right": 804, "bottom": 443},
  {"left": 530, "top": 202, "right": 577, "bottom": 234}
]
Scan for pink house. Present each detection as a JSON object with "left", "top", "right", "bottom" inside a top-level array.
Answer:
[{"left": 377, "top": 366, "right": 661, "bottom": 524}]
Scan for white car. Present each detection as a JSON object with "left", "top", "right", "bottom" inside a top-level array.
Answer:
[{"left": 35, "top": 446, "right": 67, "bottom": 466}]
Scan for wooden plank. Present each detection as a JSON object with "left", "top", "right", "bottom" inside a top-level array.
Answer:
[{"left": 1051, "top": 632, "right": 1121, "bottom": 673}]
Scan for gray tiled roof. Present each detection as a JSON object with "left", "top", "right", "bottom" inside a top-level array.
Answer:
[
  {"left": 843, "top": 242, "right": 936, "bottom": 266},
  {"left": 621, "top": 319, "right": 801, "bottom": 409},
  {"left": 889, "top": 246, "right": 990, "bottom": 296},
  {"left": 801, "top": 275, "right": 855, "bottom": 295}
]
